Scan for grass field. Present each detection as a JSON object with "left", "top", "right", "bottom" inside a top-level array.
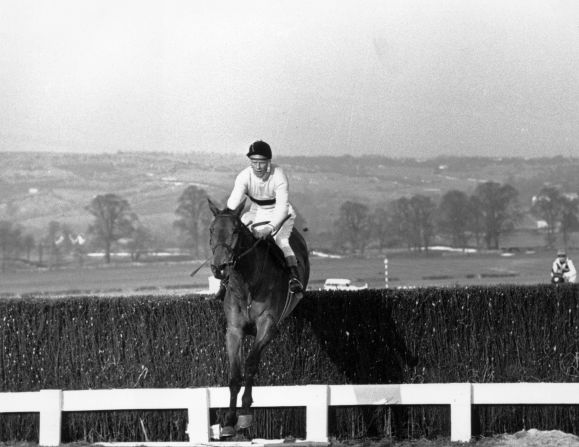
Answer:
[{"left": 0, "top": 248, "right": 564, "bottom": 297}]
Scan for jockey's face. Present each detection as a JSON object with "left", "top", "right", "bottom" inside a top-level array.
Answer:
[{"left": 249, "top": 155, "right": 270, "bottom": 178}]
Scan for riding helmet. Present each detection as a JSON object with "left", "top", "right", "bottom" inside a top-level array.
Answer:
[{"left": 246, "top": 140, "right": 272, "bottom": 159}]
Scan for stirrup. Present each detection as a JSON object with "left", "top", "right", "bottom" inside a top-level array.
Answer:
[{"left": 289, "top": 277, "right": 303, "bottom": 294}]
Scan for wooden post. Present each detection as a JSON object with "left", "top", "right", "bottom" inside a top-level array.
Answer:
[
  {"left": 305, "top": 385, "right": 329, "bottom": 442},
  {"left": 450, "top": 383, "right": 472, "bottom": 442},
  {"left": 186, "top": 388, "right": 210, "bottom": 443},
  {"left": 39, "top": 389, "right": 62, "bottom": 447}
]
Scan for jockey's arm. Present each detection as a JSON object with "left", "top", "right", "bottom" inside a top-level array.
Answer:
[
  {"left": 565, "top": 260, "right": 577, "bottom": 277},
  {"left": 226, "top": 171, "right": 248, "bottom": 211},
  {"left": 270, "top": 171, "right": 290, "bottom": 230}
]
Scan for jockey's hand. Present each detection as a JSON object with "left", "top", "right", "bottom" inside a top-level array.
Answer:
[{"left": 254, "top": 224, "right": 274, "bottom": 240}]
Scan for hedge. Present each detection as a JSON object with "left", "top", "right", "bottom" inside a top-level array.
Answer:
[{"left": 1, "top": 284, "right": 578, "bottom": 442}]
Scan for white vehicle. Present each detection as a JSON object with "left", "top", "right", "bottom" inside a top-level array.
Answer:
[{"left": 323, "top": 278, "right": 368, "bottom": 291}]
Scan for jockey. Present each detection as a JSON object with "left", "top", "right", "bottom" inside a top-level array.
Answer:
[
  {"left": 214, "top": 140, "right": 304, "bottom": 299},
  {"left": 551, "top": 249, "right": 577, "bottom": 283}
]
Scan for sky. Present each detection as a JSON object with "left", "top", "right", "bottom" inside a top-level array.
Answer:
[{"left": 1, "top": 0, "right": 579, "bottom": 158}]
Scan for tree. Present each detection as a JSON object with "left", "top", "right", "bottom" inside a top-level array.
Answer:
[
  {"left": 437, "top": 190, "right": 471, "bottom": 249},
  {"left": 468, "top": 194, "right": 484, "bottom": 249},
  {"left": 334, "top": 201, "right": 371, "bottom": 254},
  {"left": 531, "top": 186, "right": 564, "bottom": 248},
  {"left": 174, "top": 186, "right": 212, "bottom": 257},
  {"left": 22, "top": 234, "right": 35, "bottom": 261},
  {"left": 472, "top": 181, "right": 520, "bottom": 249},
  {"left": 86, "top": 194, "right": 136, "bottom": 263},
  {"left": 0, "top": 221, "right": 23, "bottom": 272},
  {"left": 390, "top": 197, "right": 416, "bottom": 250},
  {"left": 124, "top": 224, "right": 153, "bottom": 262},
  {"left": 371, "top": 206, "right": 395, "bottom": 251},
  {"left": 409, "top": 194, "right": 436, "bottom": 252},
  {"left": 560, "top": 194, "right": 579, "bottom": 249}
]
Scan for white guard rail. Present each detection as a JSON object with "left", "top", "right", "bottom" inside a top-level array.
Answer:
[{"left": 2, "top": 383, "right": 579, "bottom": 446}]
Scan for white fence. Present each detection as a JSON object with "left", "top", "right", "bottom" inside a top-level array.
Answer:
[{"left": 2, "top": 383, "right": 579, "bottom": 446}]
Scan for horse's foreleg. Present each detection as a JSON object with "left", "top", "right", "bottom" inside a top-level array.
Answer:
[
  {"left": 223, "top": 326, "right": 243, "bottom": 434},
  {"left": 238, "top": 315, "right": 277, "bottom": 427}
]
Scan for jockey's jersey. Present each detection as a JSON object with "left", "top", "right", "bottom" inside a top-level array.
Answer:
[
  {"left": 553, "top": 259, "right": 571, "bottom": 273},
  {"left": 227, "top": 164, "right": 290, "bottom": 229}
]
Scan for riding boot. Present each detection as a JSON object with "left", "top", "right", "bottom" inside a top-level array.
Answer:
[{"left": 214, "top": 279, "right": 228, "bottom": 300}]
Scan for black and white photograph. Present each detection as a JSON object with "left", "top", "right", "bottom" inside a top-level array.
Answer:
[{"left": 1, "top": 1, "right": 579, "bottom": 446}]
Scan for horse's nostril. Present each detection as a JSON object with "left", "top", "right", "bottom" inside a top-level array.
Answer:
[{"left": 211, "top": 263, "right": 229, "bottom": 280}]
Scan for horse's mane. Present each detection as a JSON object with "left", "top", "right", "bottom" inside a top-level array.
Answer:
[{"left": 213, "top": 207, "right": 256, "bottom": 245}]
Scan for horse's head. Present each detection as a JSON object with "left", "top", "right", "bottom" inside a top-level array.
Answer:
[{"left": 208, "top": 198, "right": 249, "bottom": 280}]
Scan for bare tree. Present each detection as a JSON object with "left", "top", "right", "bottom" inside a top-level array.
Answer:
[
  {"left": 334, "top": 201, "right": 371, "bottom": 254},
  {"left": 531, "top": 186, "right": 563, "bottom": 249},
  {"left": 371, "top": 206, "right": 395, "bottom": 251},
  {"left": 472, "top": 181, "right": 520, "bottom": 250},
  {"left": 0, "top": 221, "right": 22, "bottom": 272},
  {"left": 125, "top": 224, "right": 153, "bottom": 262},
  {"left": 437, "top": 190, "right": 471, "bottom": 249},
  {"left": 409, "top": 194, "right": 436, "bottom": 252},
  {"left": 390, "top": 197, "right": 417, "bottom": 251},
  {"left": 174, "top": 186, "right": 212, "bottom": 257},
  {"left": 468, "top": 194, "right": 484, "bottom": 249},
  {"left": 22, "top": 234, "right": 35, "bottom": 261},
  {"left": 86, "top": 194, "right": 136, "bottom": 263},
  {"left": 560, "top": 194, "right": 579, "bottom": 249}
]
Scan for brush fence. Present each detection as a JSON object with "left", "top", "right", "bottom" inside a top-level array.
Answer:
[{"left": 1, "top": 383, "right": 578, "bottom": 446}]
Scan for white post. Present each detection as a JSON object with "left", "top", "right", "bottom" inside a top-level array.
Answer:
[
  {"left": 384, "top": 258, "right": 389, "bottom": 288},
  {"left": 305, "top": 385, "right": 329, "bottom": 442},
  {"left": 449, "top": 383, "right": 472, "bottom": 442},
  {"left": 39, "top": 389, "right": 62, "bottom": 447},
  {"left": 186, "top": 387, "right": 210, "bottom": 443}
]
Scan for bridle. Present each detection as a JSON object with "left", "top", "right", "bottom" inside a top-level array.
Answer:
[
  {"left": 190, "top": 210, "right": 290, "bottom": 280},
  {"left": 209, "top": 214, "right": 260, "bottom": 279}
]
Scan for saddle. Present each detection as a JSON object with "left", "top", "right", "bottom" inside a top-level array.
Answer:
[{"left": 259, "top": 228, "right": 302, "bottom": 271}]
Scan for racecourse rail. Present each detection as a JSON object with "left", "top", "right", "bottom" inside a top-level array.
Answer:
[{"left": 2, "top": 383, "right": 579, "bottom": 446}]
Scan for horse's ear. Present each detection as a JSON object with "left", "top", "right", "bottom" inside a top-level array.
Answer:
[
  {"left": 233, "top": 199, "right": 246, "bottom": 217},
  {"left": 207, "top": 198, "right": 221, "bottom": 216}
]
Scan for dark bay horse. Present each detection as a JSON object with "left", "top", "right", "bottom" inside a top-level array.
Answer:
[{"left": 207, "top": 199, "right": 310, "bottom": 437}]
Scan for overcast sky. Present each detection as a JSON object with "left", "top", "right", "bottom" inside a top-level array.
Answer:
[{"left": 1, "top": 0, "right": 578, "bottom": 158}]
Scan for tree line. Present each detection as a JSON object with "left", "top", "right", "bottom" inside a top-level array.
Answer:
[
  {"left": 333, "top": 181, "right": 579, "bottom": 254},
  {"left": 1, "top": 181, "right": 578, "bottom": 271},
  {"left": 0, "top": 186, "right": 212, "bottom": 271}
]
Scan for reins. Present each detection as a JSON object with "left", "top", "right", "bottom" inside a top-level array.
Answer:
[{"left": 191, "top": 213, "right": 291, "bottom": 282}]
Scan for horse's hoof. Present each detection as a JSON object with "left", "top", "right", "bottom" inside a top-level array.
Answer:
[
  {"left": 220, "top": 425, "right": 236, "bottom": 438},
  {"left": 236, "top": 414, "right": 254, "bottom": 429}
]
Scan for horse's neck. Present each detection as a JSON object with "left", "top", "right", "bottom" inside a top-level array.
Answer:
[{"left": 237, "top": 233, "right": 270, "bottom": 279}]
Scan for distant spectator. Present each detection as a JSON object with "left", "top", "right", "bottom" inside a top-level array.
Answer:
[{"left": 551, "top": 249, "right": 576, "bottom": 283}]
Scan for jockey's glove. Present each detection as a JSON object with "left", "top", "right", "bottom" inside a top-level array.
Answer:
[{"left": 254, "top": 224, "right": 275, "bottom": 239}]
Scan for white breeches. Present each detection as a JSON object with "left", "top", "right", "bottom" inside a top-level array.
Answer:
[{"left": 241, "top": 204, "right": 295, "bottom": 258}]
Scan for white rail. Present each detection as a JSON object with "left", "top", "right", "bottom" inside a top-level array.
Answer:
[{"left": 2, "top": 383, "right": 579, "bottom": 446}]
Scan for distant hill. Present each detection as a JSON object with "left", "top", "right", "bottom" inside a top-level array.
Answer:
[{"left": 1, "top": 152, "right": 578, "bottom": 248}]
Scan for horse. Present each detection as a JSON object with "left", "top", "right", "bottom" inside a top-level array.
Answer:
[{"left": 207, "top": 198, "right": 310, "bottom": 437}]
